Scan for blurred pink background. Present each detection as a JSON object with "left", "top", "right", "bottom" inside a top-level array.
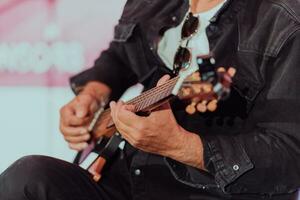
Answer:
[
  {"left": 0, "top": 0, "right": 126, "bottom": 173},
  {"left": 0, "top": 0, "right": 124, "bottom": 86}
]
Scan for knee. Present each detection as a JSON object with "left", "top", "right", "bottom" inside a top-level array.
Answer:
[
  {"left": 0, "top": 155, "right": 61, "bottom": 198},
  {"left": 1, "top": 155, "right": 55, "bottom": 181}
]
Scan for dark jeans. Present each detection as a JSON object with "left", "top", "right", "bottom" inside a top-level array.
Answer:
[
  {"left": 0, "top": 153, "right": 133, "bottom": 200},
  {"left": 0, "top": 153, "right": 298, "bottom": 200}
]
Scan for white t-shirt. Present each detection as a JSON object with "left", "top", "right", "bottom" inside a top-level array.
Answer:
[{"left": 158, "top": 1, "right": 226, "bottom": 71}]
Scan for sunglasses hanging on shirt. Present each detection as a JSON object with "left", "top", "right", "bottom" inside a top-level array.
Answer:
[{"left": 173, "top": 12, "right": 199, "bottom": 75}]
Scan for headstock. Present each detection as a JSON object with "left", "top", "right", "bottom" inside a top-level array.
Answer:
[{"left": 176, "top": 55, "right": 236, "bottom": 115}]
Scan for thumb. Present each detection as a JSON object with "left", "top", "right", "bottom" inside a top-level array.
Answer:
[
  {"left": 75, "top": 96, "right": 94, "bottom": 118},
  {"left": 75, "top": 103, "right": 89, "bottom": 118},
  {"left": 89, "top": 99, "right": 99, "bottom": 114},
  {"left": 156, "top": 74, "right": 171, "bottom": 87},
  {"left": 75, "top": 94, "right": 99, "bottom": 118}
]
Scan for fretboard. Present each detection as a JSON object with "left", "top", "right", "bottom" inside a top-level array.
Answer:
[
  {"left": 126, "top": 76, "right": 179, "bottom": 111},
  {"left": 93, "top": 76, "right": 180, "bottom": 131}
]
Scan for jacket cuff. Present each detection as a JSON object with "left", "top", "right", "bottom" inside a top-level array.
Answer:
[
  {"left": 164, "top": 156, "right": 218, "bottom": 189},
  {"left": 203, "top": 134, "right": 254, "bottom": 192},
  {"left": 69, "top": 66, "right": 121, "bottom": 99},
  {"left": 69, "top": 68, "right": 96, "bottom": 95},
  {"left": 164, "top": 134, "right": 254, "bottom": 193}
]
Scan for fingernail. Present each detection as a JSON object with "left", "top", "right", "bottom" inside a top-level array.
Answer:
[{"left": 110, "top": 101, "right": 116, "bottom": 108}]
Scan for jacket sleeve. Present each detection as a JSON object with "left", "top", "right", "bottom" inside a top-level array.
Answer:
[
  {"left": 69, "top": 29, "right": 138, "bottom": 100},
  {"left": 165, "top": 29, "right": 300, "bottom": 195}
]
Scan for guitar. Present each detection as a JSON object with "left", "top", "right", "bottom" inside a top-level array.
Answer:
[{"left": 73, "top": 55, "right": 236, "bottom": 181}]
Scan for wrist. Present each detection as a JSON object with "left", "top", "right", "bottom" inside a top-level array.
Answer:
[
  {"left": 80, "top": 81, "right": 111, "bottom": 103},
  {"left": 167, "top": 128, "right": 205, "bottom": 170}
]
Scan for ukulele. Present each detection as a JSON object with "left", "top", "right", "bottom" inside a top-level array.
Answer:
[{"left": 73, "top": 55, "right": 236, "bottom": 181}]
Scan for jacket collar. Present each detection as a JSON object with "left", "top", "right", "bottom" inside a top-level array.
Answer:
[{"left": 209, "top": 0, "right": 246, "bottom": 23}]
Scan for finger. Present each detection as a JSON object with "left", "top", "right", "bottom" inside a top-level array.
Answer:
[
  {"left": 110, "top": 101, "right": 137, "bottom": 136},
  {"left": 111, "top": 103, "right": 148, "bottom": 149},
  {"left": 68, "top": 142, "right": 88, "bottom": 151},
  {"left": 64, "top": 134, "right": 90, "bottom": 143},
  {"left": 109, "top": 101, "right": 117, "bottom": 120},
  {"left": 60, "top": 105, "right": 90, "bottom": 126},
  {"left": 114, "top": 101, "right": 125, "bottom": 124},
  {"left": 111, "top": 100, "right": 135, "bottom": 113},
  {"left": 60, "top": 105, "right": 75, "bottom": 123},
  {"left": 124, "top": 104, "right": 135, "bottom": 112},
  {"left": 156, "top": 74, "right": 171, "bottom": 87},
  {"left": 75, "top": 94, "right": 98, "bottom": 118},
  {"left": 111, "top": 101, "right": 145, "bottom": 138},
  {"left": 60, "top": 124, "right": 88, "bottom": 136},
  {"left": 111, "top": 114, "right": 140, "bottom": 145},
  {"left": 89, "top": 99, "right": 99, "bottom": 114},
  {"left": 75, "top": 102, "right": 90, "bottom": 118},
  {"left": 114, "top": 119, "right": 148, "bottom": 151},
  {"left": 117, "top": 104, "right": 146, "bottom": 129},
  {"left": 111, "top": 100, "right": 125, "bottom": 120},
  {"left": 65, "top": 115, "right": 91, "bottom": 126}
]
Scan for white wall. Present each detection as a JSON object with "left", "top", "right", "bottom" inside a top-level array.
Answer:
[
  {"left": 0, "top": 87, "right": 75, "bottom": 172},
  {"left": 0, "top": 84, "right": 143, "bottom": 173}
]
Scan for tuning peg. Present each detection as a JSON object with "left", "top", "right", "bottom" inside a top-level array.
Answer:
[
  {"left": 217, "top": 67, "right": 226, "bottom": 73},
  {"left": 202, "top": 84, "right": 212, "bottom": 93},
  {"left": 186, "top": 102, "right": 197, "bottom": 115},
  {"left": 191, "top": 72, "right": 201, "bottom": 81},
  {"left": 182, "top": 87, "right": 191, "bottom": 97},
  {"left": 207, "top": 99, "right": 218, "bottom": 112},
  {"left": 197, "top": 101, "right": 207, "bottom": 113},
  {"left": 192, "top": 84, "right": 201, "bottom": 94},
  {"left": 227, "top": 67, "right": 236, "bottom": 77}
]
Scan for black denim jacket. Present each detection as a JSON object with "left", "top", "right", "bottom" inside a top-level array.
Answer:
[{"left": 70, "top": 0, "right": 300, "bottom": 198}]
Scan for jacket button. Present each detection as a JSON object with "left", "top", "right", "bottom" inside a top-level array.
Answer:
[
  {"left": 134, "top": 169, "right": 141, "bottom": 176},
  {"left": 233, "top": 165, "right": 239, "bottom": 171},
  {"left": 172, "top": 16, "right": 177, "bottom": 22}
]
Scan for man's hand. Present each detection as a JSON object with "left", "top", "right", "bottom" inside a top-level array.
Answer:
[
  {"left": 110, "top": 75, "right": 205, "bottom": 170},
  {"left": 59, "top": 81, "right": 110, "bottom": 151}
]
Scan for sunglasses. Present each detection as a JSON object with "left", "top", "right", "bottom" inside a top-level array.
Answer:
[{"left": 173, "top": 12, "right": 199, "bottom": 75}]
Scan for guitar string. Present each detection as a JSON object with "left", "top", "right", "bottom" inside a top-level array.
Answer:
[
  {"left": 128, "top": 77, "right": 176, "bottom": 108},
  {"left": 128, "top": 77, "right": 178, "bottom": 105},
  {"left": 123, "top": 77, "right": 179, "bottom": 111},
  {"left": 95, "top": 76, "right": 179, "bottom": 125}
]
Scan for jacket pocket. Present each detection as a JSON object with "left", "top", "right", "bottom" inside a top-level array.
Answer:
[
  {"left": 232, "top": 75, "right": 262, "bottom": 102},
  {"left": 113, "top": 22, "right": 137, "bottom": 42},
  {"left": 231, "top": 73, "right": 263, "bottom": 113}
]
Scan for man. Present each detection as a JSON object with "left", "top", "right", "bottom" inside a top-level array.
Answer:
[{"left": 0, "top": 0, "right": 300, "bottom": 199}]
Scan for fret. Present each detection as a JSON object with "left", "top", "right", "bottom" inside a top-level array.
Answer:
[
  {"left": 141, "top": 95, "right": 152, "bottom": 110},
  {"left": 138, "top": 77, "right": 178, "bottom": 111},
  {"left": 126, "top": 76, "right": 179, "bottom": 112},
  {"left": 97, "top": 76, "right": 179, "bottom": 126}
]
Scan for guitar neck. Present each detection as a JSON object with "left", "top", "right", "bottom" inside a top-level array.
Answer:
[
  {"left": 126, "top": 76, "right": 179, "bottom": 111},
  {"left": 91, "top": 76, "right": 180, "bottom": 132}
]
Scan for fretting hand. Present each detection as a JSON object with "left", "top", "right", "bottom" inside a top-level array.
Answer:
[{"left": 110, "top": 75, "right": 206, "bottom": 170}]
